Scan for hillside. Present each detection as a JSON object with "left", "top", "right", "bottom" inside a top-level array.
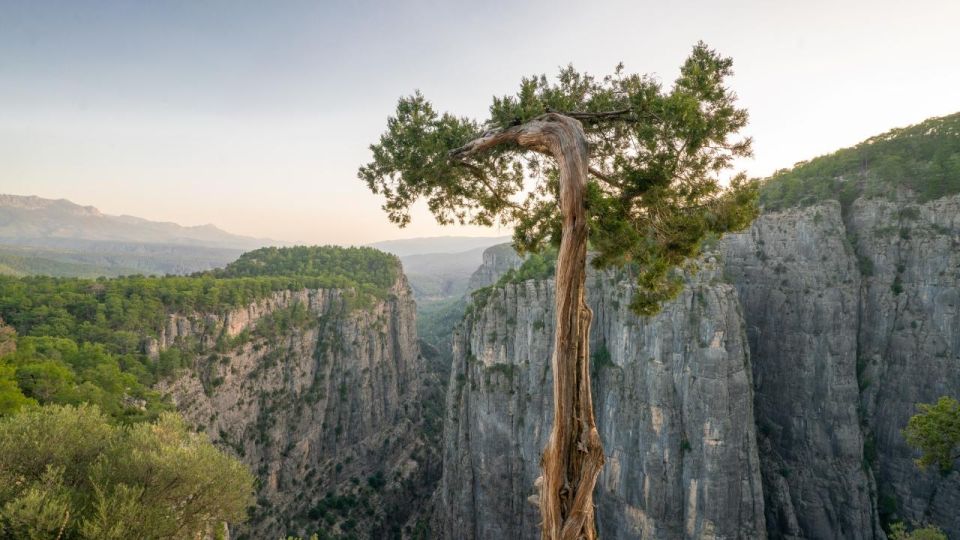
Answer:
[
  {"left": 0, "top": 246, "right": 400, "bottom": 422},
  {"left": 759, "top": 112, "right": 960, "bottom": 211},
  {"left": 0, "top": 245, "right": 433, "bottom": 539},
  {"left": 369, "top": 235, "right": 509, "bottom": 258},
  {"left": 0, "top": 194, "right": 276, "bottom": 249}
]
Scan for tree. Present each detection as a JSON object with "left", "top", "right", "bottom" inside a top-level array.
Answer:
[
  {"left": 359, "top": 42, "right": 757, "bottom": 539},
  {"left": 888, "top": 522, "right": 947, "bottom": 540},
  {"left": 0, "top": 404, "right": 255, "bottom": 539},
  {"left": 903, "top": 396, "right": 960, "bottom": 473},
  {"left": 887, "top": 396, "right": 960, "bottom": 540}
]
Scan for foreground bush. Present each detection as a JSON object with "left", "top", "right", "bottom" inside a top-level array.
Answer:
[{"left": 0, "top": 404, "right": 254, "bottom": 539}]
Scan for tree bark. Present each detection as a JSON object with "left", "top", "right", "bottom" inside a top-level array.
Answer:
[{"left": 452, "top": 113, "right": 603, "bottom": 540}]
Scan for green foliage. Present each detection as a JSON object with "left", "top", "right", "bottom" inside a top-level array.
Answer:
[
  {"left": 0, "top": 246, "right": 399, "bottom": 422},
  {"left": 360, "top": 42, "right": 758, "bottom": 316},
  {"left": 0, "top": 363, "right": 35, "bottom": 415},
  {"left": 1, "top": 336, "right": 168, "bottom": 422},
  {"left": 889, "top": 522, "right": 947, "bottom": 540},
  {"left": 760, "top": 113, "right": 960, "bottom": 211},
  {"left": 902, "top": 396, "right": 960, "bottom": 473},
  {"left": 213, "top": 246, "right": 399, "bottom": 305},
  {"left": 496, "top": 248, "right": 558, "bottom": 286},
  {"left": 0, "top": 404, "right": 254, "bottom": 539},
  {"left": 0, "top": 246, "right": 398, "bottom": 349},
  {"left": 590, "top": 344, "right": 615, "bottom": 379}
]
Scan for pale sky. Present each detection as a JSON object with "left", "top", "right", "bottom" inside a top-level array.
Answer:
[{"left": 1, "top": 0, "right": 958, "bottom": 245}]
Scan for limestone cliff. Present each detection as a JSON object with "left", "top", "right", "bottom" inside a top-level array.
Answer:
[
  {"left": 722, "top": 194, "right": 960, "bottom": 538},
  {"left": 438, "top": 262, "right": 766, "bottom": 539},
  {"left": 852, "top": 196, "right": 960, "bottom": 536},
  {"left": 722, "top": 202, "right": 882, "bottom": 539},
  {"left": 156, "top": 276, "right": 432, "bottom": 539},
  {"left": 465, "top": 242, "right": 524, "bottom": 291},
  {"left": 435, "top": 192, "right": 960, "bottom": 539}
]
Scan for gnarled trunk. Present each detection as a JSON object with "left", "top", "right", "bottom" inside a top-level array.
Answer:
[
  {"left": 534, "top": 115, "right": 602, "bottom": 540},
  {"left": 450, "top": 113, "right": 603, "bottom": 539}
]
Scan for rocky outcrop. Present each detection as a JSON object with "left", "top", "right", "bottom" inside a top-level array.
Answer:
[
  {"left": 722, "top": 195, "right": 960, "bottom": 539},
  {"left": 722, "top": 202, "right": 882, "bottom": 539},
  {"left": 437, "top": 192, "right": 960, "bottom": 539},
  {"left": 438, "top": 262, "right": 766, "bottom": 539},
  {"left": 850, "top": 196, "right": 960, "bottom": 536},
  {"left": 157, "top": 277, "right": 433, "bottom": 540},
  {"left": 465, "top": 242, "right": 524, "bottom": 291}
]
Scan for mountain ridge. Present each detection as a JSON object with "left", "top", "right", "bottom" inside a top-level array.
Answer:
[{"left": 0, "top": 193, "right": 281, "bottom": 250}]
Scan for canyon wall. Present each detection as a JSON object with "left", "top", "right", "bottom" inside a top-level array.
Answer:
[
  {"left": 157, "top": 277, "right": 433, "bottom": 539},
  {"left": 436, "top": 193, "right": 960, "bottom": 539},
  {"left": 438, "top": 262, "right": 767, "bottom": 539}
]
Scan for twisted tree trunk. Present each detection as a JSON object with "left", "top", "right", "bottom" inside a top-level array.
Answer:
[
  {"left": 534, "top": 115, "right": 602, "bottom": 540},
  {"left": 451, "top": 113, "right": 603, "bottom": 539}
]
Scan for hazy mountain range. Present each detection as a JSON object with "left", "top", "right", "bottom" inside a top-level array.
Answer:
[
  {"left": 0, "top": 194, "right": 276, "bottom": 250},
  {"left": 0, "top": 194, "right": 512, "bottom": 283},
  {"left": 0, "top": 194, "right": 280, "bottom": 276}
]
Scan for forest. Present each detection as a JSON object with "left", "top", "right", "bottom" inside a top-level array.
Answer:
[
  {"left": 0, "top": 246, "right": 400, "bottom": 422},
  {"left": 759, "top": 112, "right": 960, "bottom": 211}
]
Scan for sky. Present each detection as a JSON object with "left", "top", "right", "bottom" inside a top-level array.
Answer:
[{"left": 1, "top": 0, "right": 958, "bottom": 245}]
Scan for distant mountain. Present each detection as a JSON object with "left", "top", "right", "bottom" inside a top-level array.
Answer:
[
  {"left": 0, "top": 194, "right": 283, "bottom": 277},
  {"left": 399, "top": 246, "right": 489, "bottom": 303},
  {"left": 368, "top": 235, "right": 510, "bottom": 257},
  {"left": 0, "top": 194, "right": 277, "bottom": 250}
]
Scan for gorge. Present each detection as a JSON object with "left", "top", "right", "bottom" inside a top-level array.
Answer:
[{"left": 1, "top": 114, "right": 958, "bottom": 539}]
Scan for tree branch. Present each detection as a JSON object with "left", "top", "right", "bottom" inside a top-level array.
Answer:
[
  {"left": 588, "top": 166, "right": 625, "bottom": 190},
  {"left": 456, "top": 160, "right": 526, "bottom": 212},
  {"left": 548, "top": 107, "right": 632, "bottom": 121}
]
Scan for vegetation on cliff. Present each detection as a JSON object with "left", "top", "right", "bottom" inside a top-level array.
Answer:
[
  {"left": 760, "top": 112, "right": 960, "bottom": 211},
  {"left": 885, "top": 396, "right": 960, "bottom": 539},
  {"left": 0, "top": 246, "right": 400, "bottom": 422},
  {"left": 903, "top": 396, "right": 960, "bottom": 473},
  {"left": 0, "top": 404, "right": 253, "bottom": 539}
]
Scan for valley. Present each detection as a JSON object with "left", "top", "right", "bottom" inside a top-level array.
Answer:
[{"left": 1, "top": 114, "right": 959, "bottom": 539}]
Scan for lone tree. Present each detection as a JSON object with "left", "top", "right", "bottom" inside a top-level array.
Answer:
[
  {"left": 360, "top": 42, "right": 757, "bottom": 539},
  {"left": 903, "top": 396, "right": 960, "bottom": 473}
]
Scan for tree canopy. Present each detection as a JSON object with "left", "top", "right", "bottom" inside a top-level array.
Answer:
[
  {"left": 360, "top": 41, "right": 758, "bottom": 315},
  {"left": 903, "top": 396, "right": 960, "bottom": 473},
  {"left": 759, "top": 112, "right": 960, "bottom": 211},
  {"left": 0, "top": 404, "right": 254, "bottom": 539}
]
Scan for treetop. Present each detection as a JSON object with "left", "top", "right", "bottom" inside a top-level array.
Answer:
[{"left": 360, "top": 42, "right": 758, "bottom": 314}]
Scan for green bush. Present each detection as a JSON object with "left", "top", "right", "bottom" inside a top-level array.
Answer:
[{"left": 0, "top": 404, "right": 254, "bottom": 539}]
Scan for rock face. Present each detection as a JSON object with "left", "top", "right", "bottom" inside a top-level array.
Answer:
[
  {"left": 722, "top": 202, "right": 882, "bottom": 539},
  {"left": 143, "top": 194, "right": 958, "bottom": 539},
  {"left": 158, "top": 276, "right": 433, "bottom": 539},
  {"left": 849, "top": 196, "right": 960, "bottom": 536},
  {"left": 721, "top": 195, "right": 960, "bottom": 539},
  {"left": 436, "top": 193, "right": 960, "bottom": 539},
  {"left": 465, "top": 242, "right": 524, "bottom": 291},
  {"left": 438, "top": 262, "right": 767, "bottom": 539}
]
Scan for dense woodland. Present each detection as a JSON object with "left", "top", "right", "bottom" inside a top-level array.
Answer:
[
  {"left": 0, "top": 246, "right": 399, "bottom": 422},
  {"left": 759, "top": 112, "right": 960, "bottom": 211},
  {"left": 0, "top": 246, "right": 400, "bottom": 538}
]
